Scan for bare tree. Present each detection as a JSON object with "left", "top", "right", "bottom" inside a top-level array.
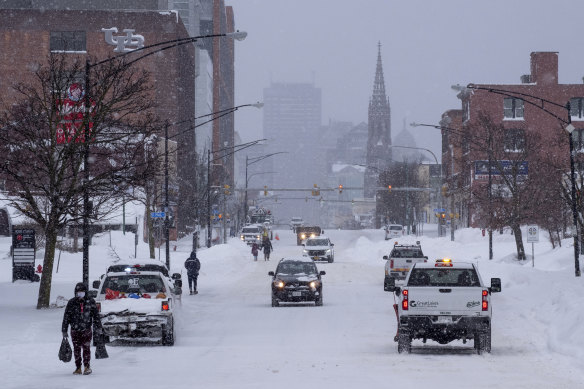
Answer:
[{"left": 0, "top": 54, "right": 161, "bottom": 308}]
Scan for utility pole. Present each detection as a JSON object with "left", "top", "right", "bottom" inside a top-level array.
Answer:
[{"left": 164, "top": 122, "right": 170, "bottom": 270}]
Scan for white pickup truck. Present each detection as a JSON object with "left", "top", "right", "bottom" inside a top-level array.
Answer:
[
  {"left": 383, "top": 242, "right": 427, "bottom": 287},
  {"left": 385, "top": 258, "right": 501, "bottom": 354}
]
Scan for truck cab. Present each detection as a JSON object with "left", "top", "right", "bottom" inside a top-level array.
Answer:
[{"left": 383, "top": 241, "right": 427, "bottom": 285}]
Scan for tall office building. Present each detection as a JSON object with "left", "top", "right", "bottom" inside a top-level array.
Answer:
[{"left": 261, "top": 82, "right": 322, "bottom": 224}]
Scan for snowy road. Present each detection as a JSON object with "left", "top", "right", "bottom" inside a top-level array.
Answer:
[{"left": 1, "top": 228, "right": 583, "bottom": 388}]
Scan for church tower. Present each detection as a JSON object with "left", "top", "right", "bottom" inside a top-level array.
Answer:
[{"left": 365, "top": 42, "right": 392, "bottom": 198}]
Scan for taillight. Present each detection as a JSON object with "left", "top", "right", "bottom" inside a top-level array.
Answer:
[
  {"left": 482, "top": 290, "right": 488, "bottom": 311},
  {"left": 402, "top": 289, "right": 409, "bottom": 310},
  {"left": 96, "top": 302, "right": 101, "bottom": 313},
  {"left": 390, "top": 259, "right": 394, "bottom": 269},
  {"left": 161, "top": 301, "right": 170, "bottom": 311}
]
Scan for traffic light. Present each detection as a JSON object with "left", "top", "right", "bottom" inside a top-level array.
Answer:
[
  {"left": 264, "top": 186, "right": 268, "bottom": 196},
  {"left": 338, "top": 184, "right": 343, "bottom": 194},
  {"left": 388, "top": 185, "right": 392, "bottom": 193},
  {"left": 312, "top": 184, "right": 320, "bottom": 196},
  {"left": 441, "top": 185, "right": 448, "bottom": 197},
  {"left": 223, "top": 184, "right": 230, "bottom": 195}
]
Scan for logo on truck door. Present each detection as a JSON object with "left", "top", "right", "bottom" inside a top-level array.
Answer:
[{"left": 409, "top": 300, "right": 438, "bottom": 308}]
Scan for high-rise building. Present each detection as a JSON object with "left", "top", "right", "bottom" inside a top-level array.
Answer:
[
  {"left": 365, "top": 42, "right": 392, "bottom": 198},
  {"left": 261, "top": 82, "right": 322, "bottom": 224}
]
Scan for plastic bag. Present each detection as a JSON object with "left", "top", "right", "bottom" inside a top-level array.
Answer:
[
  {"left": 95, "top": 342, "right": 109, "bottom": 359},
  {"left": 58, "top": 337, "right": 72, "bottom": 362}
]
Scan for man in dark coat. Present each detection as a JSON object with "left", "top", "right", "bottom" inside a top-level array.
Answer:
[
  {"left": 262, "top": 237, "right": 273, "bottom": 261},
  {"left": 184, "top": 251, "right": 201, "bottom": 295},
  {"left": 62, "top": 282, "right": 102, "bottom": 375}
]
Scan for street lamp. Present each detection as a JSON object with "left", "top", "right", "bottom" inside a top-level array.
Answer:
[
  {"left": 244, "top": 152, "right": 288, "bottom": 223},
  {"left": 464, "top": 84, "right": 580, "bottom": 277},
  {"left": 82, "top": 30, "right": 248, "bottom": 285}
]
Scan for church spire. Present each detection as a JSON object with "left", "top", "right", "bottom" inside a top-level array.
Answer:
[{"left": 372, "top": 41, "right": 387, "bottom": 104}]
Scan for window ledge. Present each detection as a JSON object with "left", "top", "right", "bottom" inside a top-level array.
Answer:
[{"left": 502, "top": 117, "right": 525, "bottom": 121}]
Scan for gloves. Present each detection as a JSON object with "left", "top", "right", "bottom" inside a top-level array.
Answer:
[{"left": 62, "top": 331, "right": 68, "bottom": 338}]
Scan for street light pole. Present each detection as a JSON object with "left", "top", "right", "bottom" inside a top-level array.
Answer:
[
  {"left": 243, "top": 152, "right": 287, "bottom": 223},
  {"left": 164, "top": 122, "right": 170, "bottom": 269}
]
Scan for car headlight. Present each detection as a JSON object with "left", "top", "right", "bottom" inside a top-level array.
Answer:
[
  {"left": 274, "top": 280, "right": 285, "bottom": 289},
  {"left": 240, "top": 235, "right": 244, "bottom": 240},
  {"left": 325, "top": 249, "right": 331, "bottom": 253},
  {"left": 309, "top": 281, "right": 320, "bottom": 289},
  {"left": 301, "top": 233, "right": 306, "bottom": 239},
  {"left": 303, "top": 249, "right": 309, "bottom": 253}
]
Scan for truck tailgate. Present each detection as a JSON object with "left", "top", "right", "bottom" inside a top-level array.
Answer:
[{"left": 407, "top": 287, "right": 484, "bottom": 315}]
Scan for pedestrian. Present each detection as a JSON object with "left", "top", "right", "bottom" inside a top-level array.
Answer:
[
  {"left": 251, "top": 242, "right": 259, "bottom": 261},
  {"left": 262, "top": 236, "right": 273, "bottom": 261},
  {"left": 61, "top": 282, "right": 103, "bottom": 375},
  {"left": 184, "top": 251, "right": 201, "bottom": 295}
]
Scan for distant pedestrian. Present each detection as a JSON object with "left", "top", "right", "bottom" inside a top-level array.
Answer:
[
  {"left": 251, "top": 242, "right": 259, "bottom": 261},
  {"left": 184, "top": 251, "right": 201, "bottom": 295},
  {"left": 262, "top": 237, "right": 273, "bottom": 261},
  {"left": 62, "top": 282, "right": 103, "bottom": 375}
]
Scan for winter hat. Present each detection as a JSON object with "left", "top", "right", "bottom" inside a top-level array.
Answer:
[{"left": 74, "top": 282, "right": 87, "bottom": 294}]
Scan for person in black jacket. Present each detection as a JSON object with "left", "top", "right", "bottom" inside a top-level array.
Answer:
[
  {"left": 62, "top": 282, "right": 102, "bottom": 375},
  {"left": 184, "top": 251, "right": 201, "bottom": 295},
  {"left": 262, "top": 237, "right": 273, "bottom": 261}
]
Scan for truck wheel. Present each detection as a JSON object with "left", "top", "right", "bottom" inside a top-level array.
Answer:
[
  {"left": 397, "top": 330, "right": 411, "bottom": 354},
  {"left": 162, "top": 318, "right": 175, "bottom": 346},
  {"left": 271, "top": 296, "right": 279, "bottom": 307},
  {"left": 475, "top": 329, "right": 491, "bottom": 354}
]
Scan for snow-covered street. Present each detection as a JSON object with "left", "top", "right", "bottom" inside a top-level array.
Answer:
[{"left": 1, "top": 226, "right": 583, "bottom": 388}]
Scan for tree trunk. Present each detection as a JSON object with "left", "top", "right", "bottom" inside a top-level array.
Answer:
[
  {"left": 511, "top": 224, "right": 526, "bottom": 260},
  {"left": 36, "top": 225, "right": 59, "bottom": 309},
  {"left": 145, "top": 194, "right": 155, "bottom": 259}
]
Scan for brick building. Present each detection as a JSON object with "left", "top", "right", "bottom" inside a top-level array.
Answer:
[
  {"left": 0, "top": 8, "right": 197, "bottom": 238},
  {"left": 448, "top": 52, "right": 584, "bottom": 228}
]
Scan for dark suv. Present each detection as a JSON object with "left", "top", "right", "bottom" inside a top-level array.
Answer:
[{"left": 268, "top": 257, "right": 325, "bottom": 307}]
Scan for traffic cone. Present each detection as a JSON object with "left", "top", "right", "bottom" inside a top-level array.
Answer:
[{"left": 275, "top": 233, "right": 279, "bottom": 240}]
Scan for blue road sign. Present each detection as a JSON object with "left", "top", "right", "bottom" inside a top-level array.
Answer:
[
  {"left": 151, "top": 212, "right": 166, "bottom": 218},
  {"left": 433, "top": 208, "right": 446, "bottom": 213}
]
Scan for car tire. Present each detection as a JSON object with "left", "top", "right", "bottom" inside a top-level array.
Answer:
[
  {"left": 271, "top": 296, "right": 279, "bottom": 307},
  {"left": 397, "top": 329, "right": 411, "bottom": 354},
  {"left": 315, "top": 291, "right": 323, "bottom": 306},
  {"left": 161, "top": 317, "right": 175, "bottom": 346},
  {"left": 328, "top": 256, "right": 334, "bottom": 263}
]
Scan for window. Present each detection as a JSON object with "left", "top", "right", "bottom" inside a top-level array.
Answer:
[
  {"left": 570, "top": 98, "right": 584, "bottom": 120},
  {"left": 462, "top": 99, "right": 470, "bottom": 122},
  {"left": 50, "top": 31, "right": 86, "bottom": 52},
  {"left": 503, "top": 98, "right": 524, "bottom": 119},
  {"left": 504, "top": 129, "right": 525, "bottom": 152},
  {"left": 573, "top": 129, "right": 584, "bottom": 151}
]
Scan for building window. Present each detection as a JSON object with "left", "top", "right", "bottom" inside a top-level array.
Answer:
[
  {"left": 504, "top": 129, "right": 525, "bottom": 152},
  {"left": 573, "top": 129, "right": 584, "bottom": 152},
  {"left": 50, "top": 31, "right": 86, "bottom": 52},
  {"left": 503, "top": 98, "right": 524, "bottom": 120},
  {"left": 462, "top": 99, "right": 470, "bottom": 122},
  {"left": 570, "top": 98, "right": 584, "bottom": 120}
]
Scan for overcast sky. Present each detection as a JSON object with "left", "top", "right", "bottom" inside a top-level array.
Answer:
[{"left": 226, "top": 0, "right": 584, "bottom": 161}]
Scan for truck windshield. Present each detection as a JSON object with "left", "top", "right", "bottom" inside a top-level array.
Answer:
[
  {"left": 408, "top": 268, "right": 480, "bottom": 287},
  {"left": 306, "top": 239, "right": 328, "bottom": 246},
  {"left": 391, "top": 249, "right": 423, "bottom": 258},
  {"left": 242, "top": 227, "right": 260, "bottom": 233}
]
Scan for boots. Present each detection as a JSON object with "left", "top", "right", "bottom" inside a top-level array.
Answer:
[
  {"left": 83, "top": 366, "right": 92, "bottom": 375},
  {"left": 73, "top": 367, "right": 82, "bottom": 375}
]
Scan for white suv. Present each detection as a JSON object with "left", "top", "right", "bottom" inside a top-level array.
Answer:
[{"left": 302, "top": 237, "right": 334, "bottom": 263}]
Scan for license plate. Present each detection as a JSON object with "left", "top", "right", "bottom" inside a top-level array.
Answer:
[
  {"left": 437, "top": 316, "right": 452, "bottom": 323},
  {"left": 292, "top": 291, "right": 302, "bottom": 297},
  {"left": 312, "top": 256, "right": 319, "bottom": 260}
]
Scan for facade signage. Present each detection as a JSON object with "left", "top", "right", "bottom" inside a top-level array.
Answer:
[
  {"left": 474, "top": 160, "right": 528, "bottom": 180},
  {"left": 102, "top": 28, "right": 145, "bottom": 53}
]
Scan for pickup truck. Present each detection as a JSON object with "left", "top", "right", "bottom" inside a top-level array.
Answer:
[
  {"left": 90, "top": 270, "right": 180, "bottom": 346},
  {"left": 240, "top": 224, "right": 263, "bottom": 245},
  {"left": 385, "top": 258, "right": 501, "bottom": 354},
  {"left": 295, "top": 226, "right": 322, "bottom": 246},
  {"left": 383, "top": 242, "right": 427, "bottom": 287}
]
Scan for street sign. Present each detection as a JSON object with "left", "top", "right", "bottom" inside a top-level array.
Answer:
[
  {"left": 526, "top": 225, "right": 539, "bottom": 243},
  {"left": 151, "top": 212, "right": 165, "bottom": 218},
  {"left": 433, "top": 208, "right": 446, "bottom": 213}
]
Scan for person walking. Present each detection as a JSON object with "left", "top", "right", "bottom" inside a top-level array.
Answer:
[
  {"left": 184, "top": 251, "right": 201, "bottom": 295},
  {"left": 262, "top": 236, "right": 273, "bottom": 261},
  {"left": 251, "top": 242, "right": 259, "bottom": 261},
  {"left": 62, "top": 282, "right": 103, "bottom": 375}
]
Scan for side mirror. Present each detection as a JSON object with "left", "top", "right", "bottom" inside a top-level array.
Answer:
[
  {"left": 382, "top": 255, "right": 388, "bottom": 260},
  {"left": 322, "top": 230, "right": 325, "bottom": 234},
  {"left": 302, "top": 244, "right": 305, "bottom": 247},
  {"left": 384, "top": 276, "right": 397, "bottom": 292},
  {"left": 268, "top": 271, "right": 275, "bottom": 276},
  {"left": 172, "top": 273, "right": 182, "bottom": 280},
  {"left": 319, "top": 270, "right": 326, "bottom": 276},
  {"left": 330, "top": 243, "right": 334, "bottom": 247},
  {"left": 174, "top": 279, "right": 183, "bottom": 288},
  {"left": 92, "top": 280, "right": 100, "bottom": 289},
  {"left": 88, "top": 290, "right": 98, "bottom": 299},
  {"left": 490, "top": 278, "right": 502, "bottom": 293}
]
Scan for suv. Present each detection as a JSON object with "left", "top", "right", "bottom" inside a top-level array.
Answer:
[
  {"left": 240, "top": 225, "right": 262, "bottom": 245},
  {"left": 91, "top": 270, "right": 179, "bottom": 345},
  {"left": 268, "top": 257, "right": 326, "bottom": 307},
  {"left": 302, "top": 237, "right": 334, "bottom": 263},
  {"left": 383, "top": 242, "right": 427, "bottom": 285},
  {"left": 290, "top": 217, "right": 304, "bottom": 232},
  {"left": 385, "top": 224, "right": 404, "bottom": 240},
  {"left": 385, "top": 258, "right": 501, "bottom": 354}
]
